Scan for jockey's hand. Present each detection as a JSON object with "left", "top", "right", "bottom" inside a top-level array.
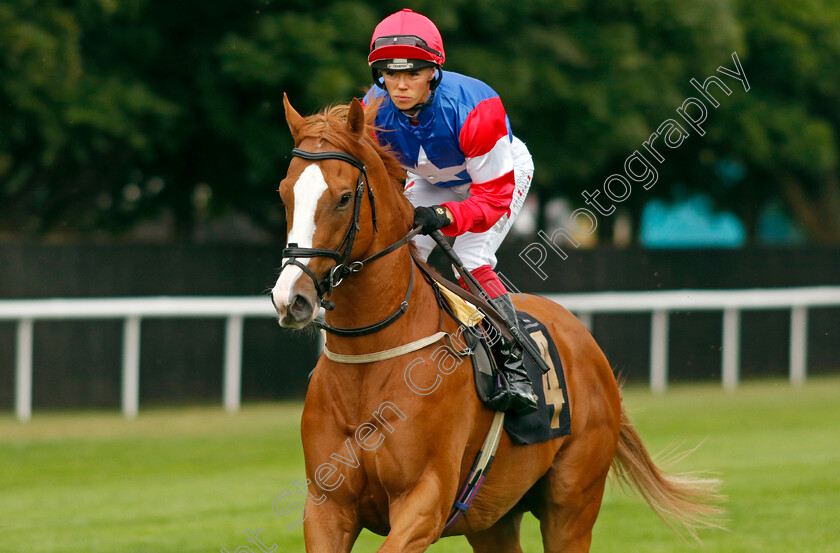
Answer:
[{"left": 413, "top": 205, "right": 452, "bottom": 235}]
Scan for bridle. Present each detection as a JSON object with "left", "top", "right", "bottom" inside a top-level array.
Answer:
[{"left": 279, "top": 147, "right": 419, "bottom": 337}]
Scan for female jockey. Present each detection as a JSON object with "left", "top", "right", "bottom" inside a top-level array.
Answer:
[{"left": 364, "top": 9, "right": 538, "bottom": 414}]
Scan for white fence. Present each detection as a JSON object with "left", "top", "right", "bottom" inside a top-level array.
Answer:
[
  {"left": 2, "top": 286, "right": 839, "bottom": 422},
  {"left": 0, "top": 297, "right": 275, "bottom": 422},
  {"left": 547, "top": 286, "right": 840, "bottom": 394}
]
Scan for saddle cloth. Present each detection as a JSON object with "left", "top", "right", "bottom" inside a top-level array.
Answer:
[{"left": 467, "top": 310, "right": 571, "bottom": 445}]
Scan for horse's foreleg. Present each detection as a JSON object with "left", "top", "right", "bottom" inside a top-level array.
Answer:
[
  {"left": 302, "top": 497, "right": 360, "bottom": 553},
  {"left": 465, "top": 510, "right": 524, "bottom": 553},
  {"left": 376, "top": 475, "right": 450, "bottom": 553}
]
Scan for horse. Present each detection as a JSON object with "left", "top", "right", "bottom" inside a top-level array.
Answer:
[{"left": 270, "top": 95, "right": 723, "bottom": 553}]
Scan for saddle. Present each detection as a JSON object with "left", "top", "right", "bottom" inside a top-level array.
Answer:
[
  {"left": 460, "top": 309, "right": 571, "bottom": 444},
  {"left": 414, "top": 257, "right": 571, "bottom": 445},
  {"left": 412, "top": 256, "right": 574, "bottom": 531}
]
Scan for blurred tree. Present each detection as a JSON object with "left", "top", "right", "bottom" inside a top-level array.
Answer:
[
  {"left": 0, "top": 0, "right": 179, "bottom": 236},
  {"left": 723, "top": 0, "right": 840, "bottom": 242},
  {"left": 424, "top": 0, "right": 840, "bottom": 243},
  {"left": 1, "top": 0, "right": 838, "bottom": 243},
  {"left": 1, "top": 0, "right": 82, "bottom": 232},
  {"left": 0, "top": 0, "right": 381, "bottom": 239},
  {"left": 437, "top": 0, "right": 744, "bottom": 239},
  {"left": 209, "top": 1, "right": 378, "bottom": 237}
]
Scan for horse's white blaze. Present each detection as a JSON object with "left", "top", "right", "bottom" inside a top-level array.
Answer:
[{"left": 272, "top": 164, "right": 328, "bottom": 310}]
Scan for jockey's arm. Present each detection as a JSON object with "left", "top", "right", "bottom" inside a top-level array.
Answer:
[
  {"left": 439, "top": 171, "right": 514, "bottom": 236},
  {"left": 439, "top": 96, "right": 516, "bottom": 237}
]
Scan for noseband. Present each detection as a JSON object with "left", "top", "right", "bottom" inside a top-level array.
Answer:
[{"left": 279, "top": 147, "right": 419, "bottom": 337}]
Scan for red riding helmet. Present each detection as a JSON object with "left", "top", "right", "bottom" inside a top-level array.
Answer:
[{"left": 368, "top": 9, "right": 445, "bottom": 76}]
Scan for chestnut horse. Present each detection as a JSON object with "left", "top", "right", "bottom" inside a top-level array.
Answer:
[{"left": 270, "top": 96, "right": 722, "bottom": 553}]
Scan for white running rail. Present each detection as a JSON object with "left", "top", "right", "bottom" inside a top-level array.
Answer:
[
  {"left": 2, "top": 287, "right": 839, "bottom": 421},
  {"left": 0, "top": 297, "right": 275, "bottom": 422},
  {"left": 545, "top": 286, "right": 840, "bottom": 394}
]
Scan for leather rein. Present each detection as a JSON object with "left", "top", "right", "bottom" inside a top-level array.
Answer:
[{"left": 279, "top": 147, "right": 420, "bottom": 337}]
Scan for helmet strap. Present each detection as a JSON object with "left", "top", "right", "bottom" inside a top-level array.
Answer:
[
  {"left": 372, "top": 67, "right": 387, "bottom": 90},
  {"left": 400, "top": 69, "right": 441, "bottom": 116},
  {"left": 400, "top": 90, "right": 436, "bottom": 117},
  {"left": 429, "top": 67, "right": 442, "bottom": 90}
]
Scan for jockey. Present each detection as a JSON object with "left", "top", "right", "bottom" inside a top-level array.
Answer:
[{"left": 364, "top": 9, "right": 537, "bottom": 414}]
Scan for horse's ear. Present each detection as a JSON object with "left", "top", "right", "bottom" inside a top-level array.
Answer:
[
  {"left": 347, "top": 98, "right": 365, "bottom": 137},
  {"left": 283, "top": 93, "right": 306, "bottom": 140}
]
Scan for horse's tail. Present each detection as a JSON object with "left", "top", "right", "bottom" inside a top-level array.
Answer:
[{"left": 611, "top": 403, "right": 726, "bottom": 540}]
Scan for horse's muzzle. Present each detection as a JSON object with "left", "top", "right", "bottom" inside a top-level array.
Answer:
[{"left": 272, "top": 290, "right": 316, "bottom": 328}]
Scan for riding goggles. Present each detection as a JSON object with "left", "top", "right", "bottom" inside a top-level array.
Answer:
[{"left": 370, "top": 35, "right": 442, "bottom": 59}]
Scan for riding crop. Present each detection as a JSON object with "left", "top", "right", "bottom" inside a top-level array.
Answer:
[{"left": 429, "top": 230, "right": 552, "bottom": 375}]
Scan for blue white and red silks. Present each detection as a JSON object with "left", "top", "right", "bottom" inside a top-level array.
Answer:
[{"left": 364, "top": 71, "right": 518, "bottom": 237}]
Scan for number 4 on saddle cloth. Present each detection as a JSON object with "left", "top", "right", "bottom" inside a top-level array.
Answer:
[{"left": 436, "top": 285, "right": 571, "bottom": 445}]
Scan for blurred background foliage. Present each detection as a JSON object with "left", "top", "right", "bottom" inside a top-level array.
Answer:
[{"left": 1, "top": 0, "right": 839, "bottom": 242}]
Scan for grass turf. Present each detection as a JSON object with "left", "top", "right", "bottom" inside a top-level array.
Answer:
[{"left": 1, "top": 376, "right": 838, "bottom": 552}]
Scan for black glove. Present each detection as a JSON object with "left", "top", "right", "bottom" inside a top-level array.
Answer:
[{"left": 413, "top": 205, "right": 451, "bottom": 235}]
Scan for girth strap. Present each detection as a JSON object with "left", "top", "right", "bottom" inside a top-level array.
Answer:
[{"left": 444, "top": 411, "right": 506, "bottom": 531}]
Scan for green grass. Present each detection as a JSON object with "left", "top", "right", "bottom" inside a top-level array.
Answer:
[{"left": 2, "top": 377, "right": 839, "bottom": 553}]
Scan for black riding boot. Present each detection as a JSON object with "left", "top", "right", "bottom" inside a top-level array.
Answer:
[{"left": 488, "top": 294, "right": 538, "bottom": 414}]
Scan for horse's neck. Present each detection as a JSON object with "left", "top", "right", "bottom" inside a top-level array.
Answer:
[{"left": 323, "top": 248, "right": 441, "bottom": 355}]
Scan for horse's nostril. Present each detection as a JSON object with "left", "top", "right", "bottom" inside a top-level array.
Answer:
[{"left": 290, "top": 294, "right": 312, "bottom": 318}]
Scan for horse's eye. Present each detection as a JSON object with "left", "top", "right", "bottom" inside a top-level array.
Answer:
[{"left": 337, "top": 193, "right": 352, "bottom": 209}]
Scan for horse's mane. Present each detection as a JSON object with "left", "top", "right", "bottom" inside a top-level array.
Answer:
[{"left": 294, "top": 96, "right": 408, "bottom": 198}]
